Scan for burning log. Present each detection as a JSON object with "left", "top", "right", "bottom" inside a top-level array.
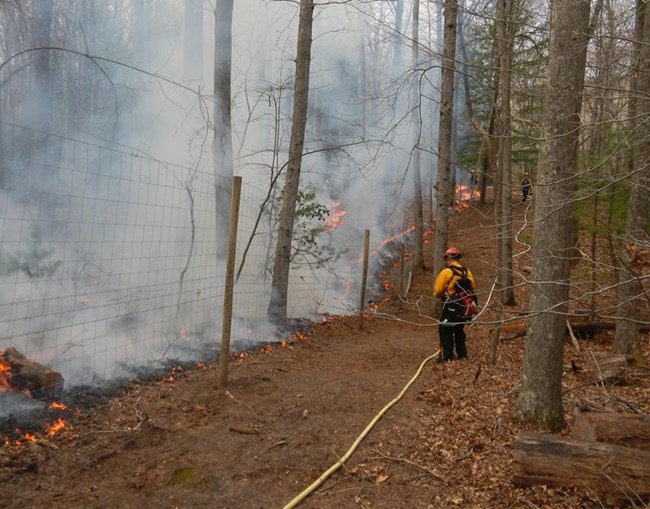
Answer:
[
  {"left": 513, "top": 431, "right": 650, "bottom": 504},
  {"left": 0, "top": 347, "right": 64, "bottom": 400}
]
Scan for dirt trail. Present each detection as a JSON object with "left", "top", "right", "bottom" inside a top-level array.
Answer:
[{"left": 2, "top": 201, "right": 648, "bottom": 509}]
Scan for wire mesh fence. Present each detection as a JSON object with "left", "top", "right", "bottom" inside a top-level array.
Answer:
[{"left": 0, "top": 121, "right": 374, "bottom": 438}]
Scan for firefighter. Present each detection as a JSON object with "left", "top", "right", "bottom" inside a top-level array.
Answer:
[{"left": 433, "top": 247, "right": 476, "bottom": 362}]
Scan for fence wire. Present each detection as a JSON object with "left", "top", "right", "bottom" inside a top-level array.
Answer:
[{"left": 0, "top": 122, "right": 374, "bottom": 436}]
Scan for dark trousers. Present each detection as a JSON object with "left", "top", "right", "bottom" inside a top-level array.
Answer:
[{"left": 439, "top": 322, "right": 467, "bottom": 361}]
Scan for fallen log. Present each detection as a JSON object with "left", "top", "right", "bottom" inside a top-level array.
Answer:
[
  {"left": 513, "top": 431, "right": 650, "bottom": 504},
  {"left": 503, "top": 321, "right": 650, "bottom": 341},
  {"left": 0, "top": 347, "right": 64, "bottom": 400},
  {"left": 591, "top": 352, "right": 628, "bottom": 384},
  {"left": 573, "top": 410, "right": 650, "bottom": 451}
]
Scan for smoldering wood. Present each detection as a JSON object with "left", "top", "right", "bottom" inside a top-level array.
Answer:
[
  {"left": 1, "top": 347, "right": 64, "bottom": 400},
  {"left": 513, "top": 431, "right": 650, "bottom": 504},
  {"left": 573, "top": 410, "right": 650, "bottom": 451}
]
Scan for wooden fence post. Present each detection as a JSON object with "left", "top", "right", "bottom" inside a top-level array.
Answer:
[
  {"left": 218, "top": 176, "right": 242, "bottom": 390},
  {"left": 359, "top": 229, "right": 370, "bottom": 329}
]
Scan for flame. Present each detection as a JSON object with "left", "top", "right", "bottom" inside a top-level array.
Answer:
[
  {"left": 454, "top": 184, "right": 480, "bottom": 209},
  {"left": 163, "top": 365, "right": 184, "bottom": 383},
  {"left": 291, "top": 331, "right": 308, "bottom": 342},
  {"left": 22, "top": 432, "right": 37, "bottom": 443},
  {"left": 0, "top": 358, "right": 72, "bottom": 445},
  {"left": 323, "top": 200, "right": 347, "bottom": 231},
  {"left": 321, "top": 315, "right": 336, "bottom": 325},
  {"left": 0, "top": 357, "right": 11, "bottom": 391},
  {"left": 179, "top": 327, "right": 188, "bottom": 339},
  {"left": 45, "top": 418, "right": 65, "bottom": 437},
  {"left": 367, "top": 301, "right": 380, "bottom": 312}
]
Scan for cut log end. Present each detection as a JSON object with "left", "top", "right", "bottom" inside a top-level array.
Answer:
[{"left": 573, "top": 409, "right": 650, "bottom": 451}]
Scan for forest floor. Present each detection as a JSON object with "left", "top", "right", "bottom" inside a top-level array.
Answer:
[{"left": 2, "top": 198, "right": 650, "bottom": 509}]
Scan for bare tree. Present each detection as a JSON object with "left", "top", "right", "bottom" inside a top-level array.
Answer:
[
  {"left": 30, "top": 0, "right": 53, "bottom": 129},
  {"left": 184, "top": 0, "right": 203, "bottom": 84},
  {"left": 412, "top": 0, "right": 425, "bottom": 270},
  {"left": 214, "top": 0, "right": 234, "bottom": 258},
  {"left": 433, "top": 0, "right": 458, "bottom": 278},
  {"left": 614, "top": 0, "right": 650, "bottom": 357},
  {"left": 514, "top": 0, "right": 592, "bottom": 431},
  {"left": 268, "top": 0, "right": 315, "bottom": 323},
  {"left": 496, "top": 0, "right": 516, "bottom": 306}
]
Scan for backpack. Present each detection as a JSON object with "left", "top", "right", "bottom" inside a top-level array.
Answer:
[{"left": 444, "top": 266, "right": 478, "bottom": 322}]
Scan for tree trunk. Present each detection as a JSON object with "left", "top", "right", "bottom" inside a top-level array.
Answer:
[
  {"left": 412, "top": 0, "right": 425, "bottom": 271},
  {"left": 433, "top": 0, "right": 458, "bottom": 278},
  {"left": 459, "top": 20, "right": 497, "bottom": 207},
  {"left": 267, "top": 0, "right": 315, "bottom": 322},
  {"left": 133, "top": 0, "right": 153, "bottom": 67},
  {"left": 614, "top": 0, "right": 650, "bottom": 357},
  {"left": 493, "top": 5, "right": 505, "bottom": 319},
  {"left": 184, "top": 0, "right": 203, "bottom": 83},
  {"left": 514, "top": 0, "right": 591, "bottom": 431},
  {"left": 497, "top": 0, "right": 515, "bottom": 306},
  {"left": 31, "top": 0, "right": 53, "bottom": 129},
  {"left": 213, "top": 0, "right": 234, "bottom": 258}
]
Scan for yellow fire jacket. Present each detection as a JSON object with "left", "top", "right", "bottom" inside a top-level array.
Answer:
[{"left": 433, "top": 261, "right": 476, "bottom": 298}]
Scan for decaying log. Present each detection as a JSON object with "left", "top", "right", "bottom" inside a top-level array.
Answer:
[
  {"left": 591, "top": 352, "right": 628, "bottom": 384},
  {"left": 513, "top": 431, "right": 650, "bottom": 504},
  {"left": 573, "top": 410, "right": 650, "bottom": 451},
  {"left": 1, "top": 347, "right": 64, "bottom": 400}
]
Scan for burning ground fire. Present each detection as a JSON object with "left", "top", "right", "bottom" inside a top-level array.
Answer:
[
  {"left": 231, "top": 324, "right": 320, "bottom": 361},
  {"left": 1, "top": 349, "right": 70, "bottom": 447},
  {"left": 2, "top": 186, "right": 480, "bottom": 447},
  {"left": 455, "top": 184, "right": 481, "bottom": 209},
  {"left": 323, "top": 200, "right": 347, "bottom": 231},
  {"left": 2, "top": 403, "right": 69, "bottom": 447}
]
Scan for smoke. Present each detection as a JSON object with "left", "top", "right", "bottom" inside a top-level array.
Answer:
[{"left": 0, "top": 0, "right": 444, "bottom": 391}]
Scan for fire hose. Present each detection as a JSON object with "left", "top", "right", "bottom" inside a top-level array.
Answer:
[{"left": 281, "top": 348, "right": 441, "bottom": 509}]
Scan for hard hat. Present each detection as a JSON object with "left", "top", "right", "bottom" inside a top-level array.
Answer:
[{"left": 444, "top": 247, "right": 462, "bottom": 259}]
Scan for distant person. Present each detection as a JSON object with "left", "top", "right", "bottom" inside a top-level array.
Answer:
[
  {"left": 433, "top": 247, "right": 476, "bottom": 362},
  {"left": 521, "top": 174, "right": 531, "bottom": 202}
]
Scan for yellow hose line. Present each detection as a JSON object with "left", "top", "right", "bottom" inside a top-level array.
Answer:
[{"left": 281, "top": 348, "right": 441, "bottom": 509}]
